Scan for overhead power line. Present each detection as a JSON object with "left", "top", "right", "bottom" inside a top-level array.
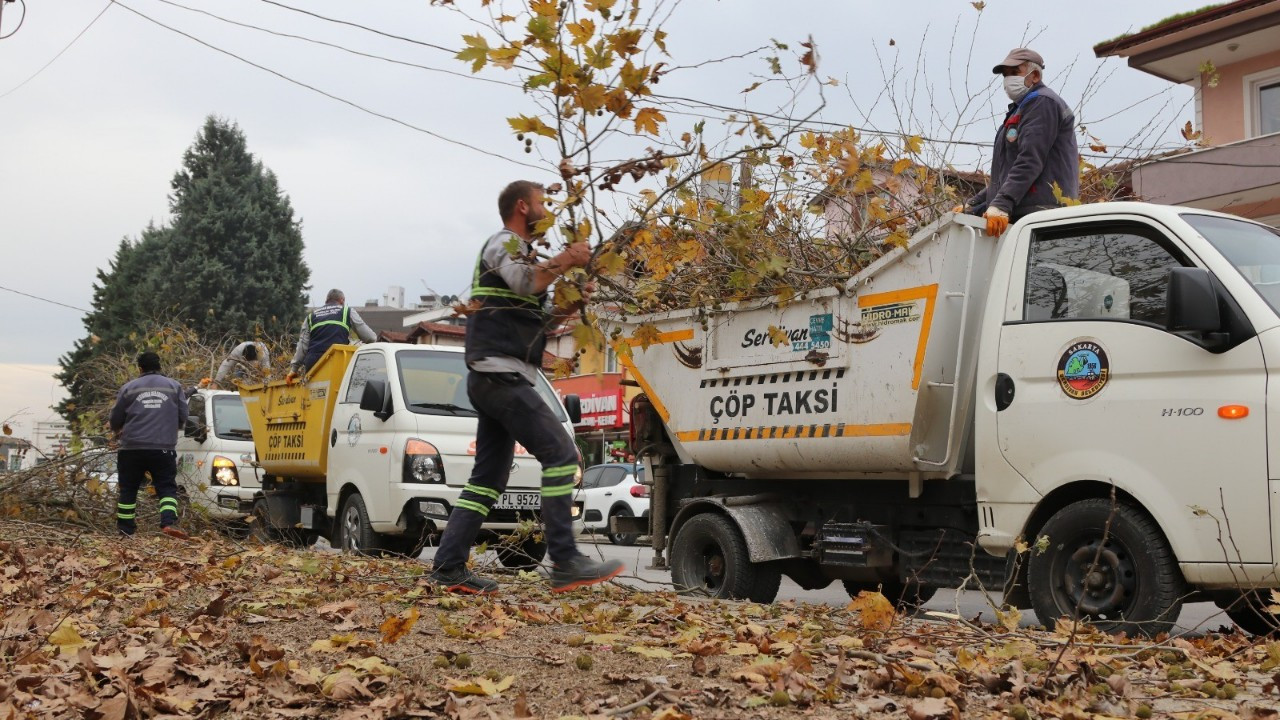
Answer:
[
  {"left": 108, "top": 0, "right": 541, "bottom": 170},
  {"left": 257, "top": 0, "right": 455, "bottom": 55},
  {"left": 0, "top": 2, "right": 111, "bottom": 100},
  {"left": 0, "top": 285, "right": 90, "bottom": 313}
]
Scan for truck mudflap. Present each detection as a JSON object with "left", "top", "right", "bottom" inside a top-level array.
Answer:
[{"left": 670, "top": 499, "right": 801, "bottom": 562}]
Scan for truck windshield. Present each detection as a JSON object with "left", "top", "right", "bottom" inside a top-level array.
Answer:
[
  {"left": 1183, "top": 214, "right": 1280, "bottom": 312},
  {"left": 397, "top": 350, "right": 568, "bottom": 422},
  {"left": 212, "top": 395, "right": 253, "bottom": 440}
]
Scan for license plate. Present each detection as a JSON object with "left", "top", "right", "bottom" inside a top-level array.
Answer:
[{"left": 494, "top": 492, "right": 540, "bottom": 510}]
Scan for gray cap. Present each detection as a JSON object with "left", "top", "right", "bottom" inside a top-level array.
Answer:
[{"left": 992, "top": 48, "right": 1045, "bottom": 74}]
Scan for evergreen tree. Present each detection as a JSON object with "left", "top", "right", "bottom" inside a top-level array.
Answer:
[{"left": 57, "top": 116, "right": 310, "bottom": 431}]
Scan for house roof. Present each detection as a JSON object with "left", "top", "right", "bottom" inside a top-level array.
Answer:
[
  {"left": 1094, "top": 1, "right": 1280, "bottom": 82},
  {"left": 406, "top": 321, "right": 468, "bottom": 341}
]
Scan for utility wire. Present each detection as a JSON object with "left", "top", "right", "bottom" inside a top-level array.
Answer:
[
  {"left": 109, "top": 0, "right": 540, "bottom": 170},
  {"left": 0, "top": 0, "right": 27, "bottom": 39},
  {"left": 153, "top": 0, "right": 516, "bottom": 88},
  {"left": 0, "top": 2, "right": 110, "bottom": 100},
  {"left": 0, "top": 285, "right": 90, "bottom": 313},
  {"left": 257, "top": 0, "right": 455, "bottom": 54}
]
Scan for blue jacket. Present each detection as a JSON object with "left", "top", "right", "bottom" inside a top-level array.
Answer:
[
  {"left": 109, "top": 372, "right": 188, "bottom": 451},
  {"left": 968, "top": 83, "right": 1079, "bottom": 219}
]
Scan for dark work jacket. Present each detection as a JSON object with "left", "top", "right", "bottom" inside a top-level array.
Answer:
[
  {"left": 109, "top": 372, "right": 188, "bottom": 451},
  {"left": 968, "top": 83, "right": 1079, "bottom": 219},
  {"left": 464, "top": 236, "right": 551, "bottom": 368},
  {"left": 304, "top": 304, "right": 352, "bottom": 370}
]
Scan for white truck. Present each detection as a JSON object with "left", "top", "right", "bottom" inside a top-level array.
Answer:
[
  {"left": 609, "top": 203, "right": 1280, "bottom": 636},
  {"left": 177, "top": 389, "right": 260, "bottom": 522},
  {"left": 239, "top": 343, "right": 585, "bottom": 565}
]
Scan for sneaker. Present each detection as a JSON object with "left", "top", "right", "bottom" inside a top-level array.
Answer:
[
  {"left": 429, "top": 566, "right": 499, "bottom": 595},
  {"left": 550, "top": 555, "right": 625, "bottom": 593},
  {"left": 161, "top": 526, "right": 191, "bottom": 540}
]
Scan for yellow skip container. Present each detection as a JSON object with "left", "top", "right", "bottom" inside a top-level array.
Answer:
[{"left": 238, "top": 345, "right": 355, "bottom": 479}]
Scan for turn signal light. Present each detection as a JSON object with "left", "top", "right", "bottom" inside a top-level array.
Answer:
[{"left": 1218, "top": 405, "right": 1249, "bottom": 420}]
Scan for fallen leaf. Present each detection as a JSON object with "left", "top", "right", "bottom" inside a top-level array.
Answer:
[
  {"left": 444, "top": 675, "right": 515, "bottom": 696},
  {"left": 379, "top": 607, "right": 419, "bottom": 644},
  {"left": 48, "top": 619, "right": 90, "bottom": 656},
  {"left": 628, "top": 645, "right": 673, "bottom": 659},
  {"left": 322, "top": 670, "right": 372, "bottom": 700},
  {"left": 847, "top": 591, "right": 896, "bottom": 631},
  {"left": 906, "top": 696, "right": 960, "bottom": 720}
]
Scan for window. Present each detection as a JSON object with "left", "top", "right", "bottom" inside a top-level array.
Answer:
[
  {"left": 1244, "top": 68, "right": 1280, "bottom": 137},
  {"left": 187, "top": 394, "right": 206, "bottom": 431},
  {"left": 605, "top": 346, "right": 619, "bottom": 374},
  {"left": 581, "top": 467, "right": 604, "bottom": 490},
  {"left": 1024, "top": 225, "right": 1186, "bottom": 325},
  {"left": 598, "top": 466, "right": 627, "bottom": 488},
  {"left": 1183, "top": 213, "right": 1280, "bottom": 313},
  {"left": 395, "top": 349, "right": 568, "bottom": 421},
  {"left": 344, "top": 352, "right": 388, "bottom": 404},
  {"left": 212, "top": 395, "right": 252, "bottom": 440}
]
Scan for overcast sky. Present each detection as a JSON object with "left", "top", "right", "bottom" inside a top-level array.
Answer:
[{"left": 0, "top": 0, "right": 1209, "bottom": 429}]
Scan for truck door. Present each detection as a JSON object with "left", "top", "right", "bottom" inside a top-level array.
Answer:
[
  {"left": 995, "top": 219, "right": 1270, "bottom": 564},
  {"left": 176, "top": 392, "right": 206, "bottom": 492},
  {"left": 336, "top": 351, "right": 394, "bottom": 513}
]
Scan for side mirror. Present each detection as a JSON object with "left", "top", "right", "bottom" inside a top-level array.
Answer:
[
  {"left": 359, "top": 379, "right": 394, "bottom": 421},
  {"left": 1167, "top": 267, "right": 1222, "bottom": 333},
  {"left": 563, "top": 394, "right": 582, "bottom": 425},
  {"left": 184, "top": 419, "right": 207, "bottom": 443}
]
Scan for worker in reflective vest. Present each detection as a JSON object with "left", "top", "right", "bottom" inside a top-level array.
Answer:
[{"left": 290, "top": 289, "right": 377, "bottom": 375}]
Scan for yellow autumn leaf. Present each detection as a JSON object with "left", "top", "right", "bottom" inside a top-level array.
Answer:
[
  {"left": 310, "top": 633, "right": 356, "bottom": 652},
  {"left": 508, "top": 114, "right": 557, "bottom": 139},
  {"left": 628, "top": 645, "right": 673, "bottom": 659},
  {"left": 846, "top": 591, "right": 896, "bottom": 631},
  {"left": 48, "top": 619, "right": 90, "bottom": 656},
  {"left": 585, "top": 0, "right": 618, "bottom": 13},
  {"left": 904, "top": 135, "right": 924, "bottom": 154},
  {"left": 488, "top": 46, "right": 521, "bottom": 70},
  {"left": 726, "top": 642, "right": 760, "bottom": 656},
  {"left": 445, "top": 675, "right": 515, "bottom": 696},
  {"left": 630, "top": 324, "right": 662, "bottom": 350},
  {"left": 342, "top": 656, "right": 401, "bottom": 677},
  {"left": 456, "top": 34, "right": 490, "bottom": 73},
  {"left": 891, "top": 157, "right": 913, "bottom": 175},
  {"left": 567, "top": 19, "right": 595, "bottom": 46},
  {"left": 593, "top": 250, "right": 627, "bottom": 276},
  {"left": 653, "top": 29, "right": 669, "bottom": 54},
  {"left": 634, "top": 107, "right": 666, "bottom": 136}
]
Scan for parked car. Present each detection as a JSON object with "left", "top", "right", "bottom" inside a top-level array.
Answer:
[
  {"left": 176, "top": 389, "right": 260, "bottom": 525},
  {"left": 579, "top": 463, "right": 649, "bottom": 545}
]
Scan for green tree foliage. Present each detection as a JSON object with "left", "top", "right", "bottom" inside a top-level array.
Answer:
[{"left": 57, "top": 116, "right": 309, "bottom": 432}]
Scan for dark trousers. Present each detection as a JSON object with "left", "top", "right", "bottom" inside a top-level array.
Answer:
[
  {"left": 116, "top": 449, "right": 180, "bottom": 535},
  {"left": 433, "top": 371, "right": 580, "bottom": 571}
]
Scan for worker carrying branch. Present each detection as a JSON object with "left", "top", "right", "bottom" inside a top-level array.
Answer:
[{"left": 957, "top": 48, "right": 1080, "bottom": 236}]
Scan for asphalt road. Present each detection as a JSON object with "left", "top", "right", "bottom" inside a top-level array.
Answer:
[{"left": 401, "top": 535, "right": 1237, "bottom": 637}]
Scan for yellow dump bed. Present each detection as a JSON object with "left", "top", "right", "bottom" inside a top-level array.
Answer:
[{"left": 239, "top": 345, "right": 355, "bottom": 478}]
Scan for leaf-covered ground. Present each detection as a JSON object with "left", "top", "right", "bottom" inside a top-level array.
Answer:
[{"left": 2, "top": 521, "right": 1278, "bottom": 720}]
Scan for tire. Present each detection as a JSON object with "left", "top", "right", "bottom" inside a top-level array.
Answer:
[
  {"left": 336, "top": 493, "right": 380, "bottom": 555},
  {"left": 608, "top": 506, "right": 639, "bottom": 546},
  {"left": 842, "top": 579, "right": 938, "bottom": 612},
  {"left": 495, "top": 535, "right": 547, "bottom": 570},
  {"left": 1029, "top": 498, "right": 1185, "bottom": 637},
  {"left": 670, "top": 513, "right": 781, "bottom": 603},
  {"left": 1219, "top": 592, "right": 1280, "bottom": 637}
]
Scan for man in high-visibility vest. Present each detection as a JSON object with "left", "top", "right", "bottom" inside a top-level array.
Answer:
[
  {"left": 429, "top": 180, "right": 624, "bottom": 595},
  {"left": 289, "top": 289, "right": 377, "bottom": 376}
]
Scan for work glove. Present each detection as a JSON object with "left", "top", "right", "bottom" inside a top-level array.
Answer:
[
  {"left": 198, "top": 377, "right": 212, "bottom": 388},
  {"left": 285, "top": 372, "right": 299, "bottom": 384},
  {"left": 951, "top": 204, "right": 966, "bottom": 214},
  {"left": 983, "top": 206, "right": 1010, "bottom": 237}
]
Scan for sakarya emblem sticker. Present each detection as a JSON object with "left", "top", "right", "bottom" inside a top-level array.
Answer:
[{"left": 1057, "top": 340, "right": 1110, "bottom": 400}]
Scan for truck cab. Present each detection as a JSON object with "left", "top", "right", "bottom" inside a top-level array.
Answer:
[
  {"left": 176, "top": 388, "right": 259, "bottom": 521},
  {"left": 242, "top": 343, "right": 584, "bottom": 566}
]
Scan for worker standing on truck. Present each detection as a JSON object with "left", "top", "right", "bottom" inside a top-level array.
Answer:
[
  {"left": 429, "top": 180, "right": 624, "bottom": 595},
  {"left": 209, "top": 340, "right": 270, "bottom": 387},
  {"left": 109, "top": 351, "right": 189, "bottom": 539},
  {"left": 956, "top": 48, "right": 1079, "bottom": 237},
  {"left": 289, "top": 289, "right": 377, "bottom": 376}
]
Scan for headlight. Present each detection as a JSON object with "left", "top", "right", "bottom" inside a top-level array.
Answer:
[
  {"left": 574, "top": 464, "right": 583, "bottom": 487},
  {"left": 404, "top": 439, "right": 445, "bottom": 484},
  {"left": 211, "top": 456, "right": 239, "bottom": 486}
]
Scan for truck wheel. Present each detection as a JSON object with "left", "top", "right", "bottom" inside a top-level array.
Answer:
[
  {"left": 1029, "top": 498, "right": 1184, "bottom": 637},
  {"left": 842, "top": 580, "right": 937, "bottom": 612},
  {"left": 671, "top": 513, "right": 781, "bottom": 603},
  {"left": 495, "top": 536, "right": 547, "bottom": 570},
  {"left": 337, "top": 494, "right": 380, "bottom": 555},
  {"left": 1218, "top": 592, "right": 1280, "bottom": 637},
  {"left": 608, "top": 506, "right": 639, "bottom": 546}
]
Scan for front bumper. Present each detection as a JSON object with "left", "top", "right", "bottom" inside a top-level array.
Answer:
[{"left": 188, "top": 484, "right": 257, "bottom": 520}]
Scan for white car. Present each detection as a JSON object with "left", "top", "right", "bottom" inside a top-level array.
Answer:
[{"left": 579, "top": 463, "right": 649, "bottom": 545}]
